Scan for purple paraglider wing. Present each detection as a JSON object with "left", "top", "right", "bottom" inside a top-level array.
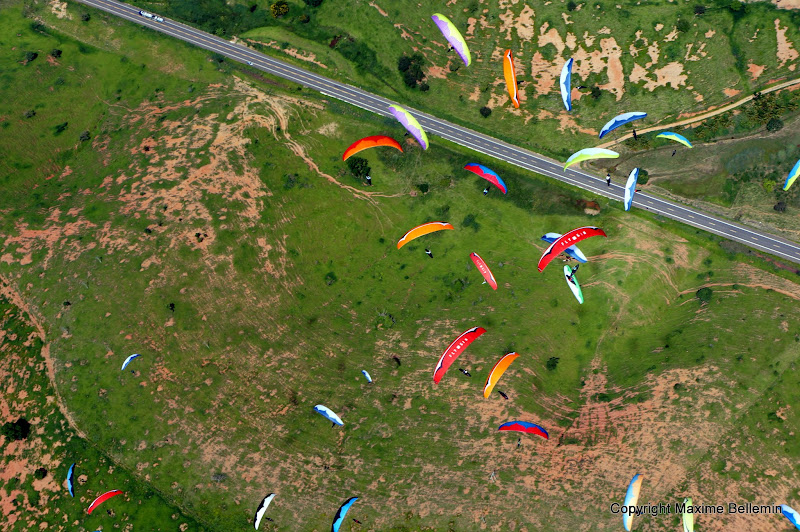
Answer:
[
  {"left": 389, "top": 105, "right": 429, "bottom": 150},
  {"left": 431, "top": 14, "right": 471, "bottom": 66}
]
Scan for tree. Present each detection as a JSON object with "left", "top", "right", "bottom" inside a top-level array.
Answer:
[
  {"left": 79, "top": 130, "right": 91, "bottom": 142},
  {"left": 479, "top": 106, "right": 492, "bottom": 118},
  {"left": 81, "top": 12, "right": 91, "bottom": 22},
  {"left": 304, "top": 0, "right": 324, "bottom": 5},
  {"left": 299, "top": 14, "right": 310, "bottom": 23},
  {"left": 24, "top": 109, "right": 36, "bottom": 119},
  {"left": 270, "top": 1, "right": 289, "bottom": 18},
  {"left": 34, "top": 468, "right": 48, "bottom": 480},
  {"left": 54, "top": 122, "right": 69, "bottom": 135},
  {"left": 346, "top": 157, "right": 370, "bottom": 180},
  {"left": 546, "top": 357, "right": 560, "bottom": 371},
  {"left": 402, "top": 70, "right": 418, "bottom": 88},
  {"left": 696, "top": 287, "right": 712, "bottom": 304},
  {"left": 637, "top": 168, "right": 650, "bottom": 185},
  {"left": 567, "top": 1, "right": 578, "bottom": 10},
  {"left": 766, "top": 118, "right": 784, "bottom": 132},
  {"left": 1, "top": 418, "right": 31, "bottom": 441},
  {"left": 590, "top": 85, "right": 602, "bottom": 99},
  {"left": 419, "top": 82, "right": 430, "bottom": 92},
  {"left": 24, "top": 51, "right": 38, "bottom": 63},
  {"left": 694, "top": 5, "right": 706, "bottom": 15},
  {"left": 50, "top": 49, "right": 62, "bottom": 59},
  {"left": 676, "top": 18, "right": 691, "bottom": 33},
  {"left": 774, "top": 201, "right": 787, "bottom": 212},
  {"left": 397, "top": 55, "right": 411, "bottom": 72}
]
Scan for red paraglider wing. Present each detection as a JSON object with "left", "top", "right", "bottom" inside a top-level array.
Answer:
[
  {"left": 433, "top": 327, "right": 486, "bottom": 383},
  {"left": 342, "top": 136, "right": 403, "bottom": 161},
  {"left": 470, "top": 253, "right": 498, "bottom": 290},
  {"left": 537, "top": 226, "right": 606, "bottom": 272},
  {"left": 498, "top": 421, "right": 549, "bottom": 439},
  {"left": 86, "top": 490, "right": 123, "bottom": 514}
]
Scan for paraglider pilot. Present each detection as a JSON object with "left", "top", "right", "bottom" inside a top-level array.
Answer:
[
  {"left": 566, "top": 264, "right": 580, "bottom": 282},
  {"left": 459, "top": 368, "right": 471, "bottom": 377},
  {"left": 425, "top": 248, "right": 433, "bottom": 258},
  {"left": 672, "top": 149, "right": 677, "bottom": 157},
  {"left": 482, "top": 187, "right": 489, "bottom": 196},
  {"left": 366, "top": 175, "right": 372, "bottom": 186},
  {"left": 605, "top": 173, "right": 612, "bottom": 187}
]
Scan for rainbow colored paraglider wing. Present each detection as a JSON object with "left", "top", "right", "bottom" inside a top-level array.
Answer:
[
  {"left": 498, "top": 421, "right": 549, "bottom": 439},
  {"left": 397, "top": 222, "right": 454, "bottom": 249},
  {"left": 433, "top": 327, "right": 486, "bottom": 383},
  {"left": 470, "top": 253, "right": 498, "bottom": 290},
  {"left": 342, "top": 136, "right": 403, "bottom": 161},
  {"left": 87, "top": 490, "right": 123, "bottom": 515},
  {"left": 598, "top": 112, "right": 647, "bottom": 139},
  {"left": 388, "top": 105, "right": 429, "bottom": 150},
  {"left": 656, "top": 131, "right": 692, "bottom": 148},
  {"left": 483, "top": 352, "right": 519, "bottom": 398},
  {"left": 563, "top": 148, "right": 619, "bottom": 170},
  {"left": 503, "top": 50, "right": 519, "bottom": 108},
  {"left": 560, "top": 58, "right": 573, "bottom": 111},
  {"left": 784, "top": 159, "right": 800, "bottom": 191},
  {"left": 538, "top": 227, "right": 607, "bottom": 272},
  {"left": 431, "top": 14, "right": 471, "bottom": 66},
  {"left": 464, "top": 163, "right": 507, "bottom": 193},
  {"left": 622, "top": 474, "right": 643, "bottom": 531}
]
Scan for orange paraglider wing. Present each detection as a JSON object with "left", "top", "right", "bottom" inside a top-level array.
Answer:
[
  {"left": 397, "top": 222, "right": 454, "bottom": 249},
  {"left": 503, "top": 50, "right": 519, "bottom": 108},
  {"left": 483, "top": 352, "right": 519, "bottom": 398},
  {"left": 342, "top": 135, "right": 403, "bottom": 161}
]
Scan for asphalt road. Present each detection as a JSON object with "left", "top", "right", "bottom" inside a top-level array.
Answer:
[{"left": 77, "top": 0, "right": 800, "bottom": 265}]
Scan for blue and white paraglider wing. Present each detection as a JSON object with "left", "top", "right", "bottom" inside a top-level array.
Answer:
[
  {"left": 331, "top": 497, "right": 358, "bottom": 532},
  {"left": 121, "top": 353, "right": 141, "bottom": 371},
  {"left": 314, "top": 405, "right": 344, "bottom": 426},
  {"left": 254, "top": 493, "right": 276, "bottom": 530},
  {"left": 560, "top": 58, "right": 573, "bottom": 111},
  {"left": 361, "top": 370, "right": 373, "bottom": 383},
  {"left": 782, "top": 505, "right": 800, "bottom": 530},
  {"left": 67, "top": 463, "right": 75, "bottom": 497},
  {"left": 598, "top": 112, "right": 647, "bottom": 139},
  {"left": 541, "top": 233, "right": 588, "bottom": 263},
  {"left": 624, "top": 168, "right": 640, "bottom": 211}
]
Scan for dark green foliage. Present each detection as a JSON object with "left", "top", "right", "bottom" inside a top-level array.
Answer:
[
  {"left": 270, "top": 1, "right": 289, "bottom": 18},
  {"left": 676, "top": 18, "right": 691, "bottom": 33},
  {"left": 767, "top": 411, "right": 784, "bottom": 423},
  {"left": 479, "top": 106, "right": 491, "bottom": 118},
  {"left": 304, "top": 0, "right": 324, "bottom": 5},
  {"left": 346, "top": 156, "right": 370, "bottom": 180},
  {"left": 336, "top": 38, "right": 383, "bottom": 79},
  {"left": 23, "top": 109, "right": 36, "bottom": 119},
  {"left": 624, "top": 135, "right": 652, "bottom": 151},
  {"left": 81, "top": 12, "right": 91, "bottom": 22},
  {"left": 50, "top": 48, "right": 62, "bottom": 58},
  {"left": 637, "top": 169, "right": 649, "bottom": 185},
  {"left": 694, "top": 5, "right": 706, "bottom": 15},
  {"left": 398, "top": 53, "right": 426, "bottom": 89},
  {"left": 696, "top": 287, "right": 713, "bottom": 304},
  {"left": 416, "top": 183, "right": 429, "bottom": 194},
  {"left": 1, "top": 418, "right": 31, "bottom": 441},
  {"left": 774, "top": 201, "right": 786, "bottom": 212},
  {"left": 419, "top": 82, "right": 430, "bottom": 92},
  {"left": 397, "top": 55, "right": 411, "bottom": 72},
  {"left": 567, "top": 1, "right": 578, "bottom": 11},
  {"left": 298, "top": 14, "right": 310, "bottom": 23},
  {"left": 34, "top": 468, "right": 48, "bottom": 480},
  {"left": 745, "top": 93, "right": 790, "bottom": 126},
  {"left": 692, "top": 112, "right": 733, "bottom": 141},
  {"left": 461, "top": 213, "right": 480, "bottom": 232},
  {"left": 546, "top": 357, "right": 560, "bottom": 371},
  {"left": 79, "top": 130, "right": 90, "bottom": 142},
  {"left": 766, "top": 118, "right": 784, "bottom": 132},
  {"left": 24, "top": 51, "right": 38, "bottom": 63},
  {"left": 324, "top": 271, "right": 338, "bottom": 285},
  {"left": 590, "top": 86, "right": 602, "bottom": 99},
  {"left": 53, "top": 122, "right": 69, "bottom": 135}
]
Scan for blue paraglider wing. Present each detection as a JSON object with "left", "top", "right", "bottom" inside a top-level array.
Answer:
[
  {"left": 624, "top": 168, "right": 639, "bottom": 211},
  {"left": 121, "top": 353, "right": 141, "bottom": 371},
  {"left": 598, "top": 112, "right": 647, "bottom": 139},
  {"left": 314, "top": 405, "right": 344, "bottom": 426},
  {"left": 67, "top": 463, "right": 75, "bottom": 497},
  {"left": 782, "top": 505, "right": 800, "bottom": 530},
  {"left": 361, "top": 370, "right": 372, "bottom": 383},
  {"left": 560, "top": 58, "right": 573, "bottom": 111},
  {"left": 541, "top": 233, "right": 588, "bottom": 263},
  {"left": 331, "top": 497, "right": 358, "bottom": 532}
]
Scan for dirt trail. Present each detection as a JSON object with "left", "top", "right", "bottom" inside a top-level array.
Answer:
[{"left": 598, "top": 76, "right": 800, "bottom": 148}]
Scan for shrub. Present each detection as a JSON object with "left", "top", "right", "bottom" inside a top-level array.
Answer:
[
  {"left": 50, "top": 49, "right": 62, "bottom": 59},
  {"left": 590, "top": 86, "right": 602, "bottom": 99},
  {"left": 696, "top": 287, "right": 712, "bottom": 303},
  {"left": 324, "top": 272, "right": 337, "bottom": 285},
  {"left": 24, "top": 109, "right": 36, "bottom": 119},
  {"left": 34, "top": 468, "right": 48, "bottom": 480},
  {"left": 766, "top": 118, "right": 784, "bottom": 132},
  {"left": 1, "top": 418, "right": 31, "bottom": 441},
  {"left": 419, "top": 82, "right": 430, "bottom": 92},
  {"left": 637, "top": 169, "right": 650, "bottom": 185},
  {"left": 81, "top": 12, "right": 91, "bottom": 22},
  {"left": 567, "top": 1, "right": 578, "bottom": 10},
  {"left": 546, "top": 357, "right": 560, "bottom": 371},
  {"left": 479, "top": 106, "right": 491, "bottom": 118},
  {"left": 304, "top": 0, "right": 323, "bottom": 5},
  {"left": 694, "top": 5, "right": 706, "bottom": 14},
  {"left": 270, "top": 1, "right": 289, "bottom": 18},
  {"left": 79, "top": 131, "right": 90, "bottom": 142},
  {"left": 24, "top": 51, "right": 38, "bottom": 63},
  {"left": 774, "top": 201, "right": 786, "bottom": 212},
  {"left": 676, "top": 18, "right": 691, "bottom": 33},
  {"left": 346, "top": 156, "right": 370, "bottom": 180}
]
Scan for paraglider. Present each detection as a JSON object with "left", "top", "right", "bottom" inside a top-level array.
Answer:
[
  {"left": 537, "top": 227, "right": 607, "bottom": 272},
  {"left": 541, "top": 233, "right": 588, "bottom": 263},
  {"left": 254, "top": 493, "right": 276, "bottom": 530},
  {"left": 431, "top": 14, "right": 471, "bottom": 67},
  {"left": 498, "top": 421, "right": 549, "bottom": 439},
  {"left": 564, "top": 265, "right": 584, "bottom": 304},
  {"left": 397, "top": 222, "right": 454, "bottom": 249},
  {"left": 498, "top": 391, "right": 509, "bottom": 400},
  {"left": 560, "top": 58, "right": 573, "bottom": 111},
  {"left": 624, "top": 168, "right": 640, "bottom": 211},
  {"left": 622, "top": 474, "right": 643, "bottom": 531},
  {"left": 121, "top": 353, "right": 140, "bottom": 371},
  {"left": 86, "top": 490, "right": 123, "bottom": 515},
  {"left": 470, "top": 252, "right": 498, "bottom": 290},
  {"left": 682, "top": 497, "right": 694, "bottom": 532},
  {"left": 656, "top": 131, "right": 693, "bottom": 149},
  {"left": 483, "top": 352, "right": 519, "bottom": 398},
  {"left": 342, "top": 136, "right": 403, "bottom": 161},
  {"left": 388, "top": 105, "right": 429, "bottom": 150},
  {"left": 464, "top": 163, "right": 508, "bottom": 194},
  {"left": 66, "top": 463, "right": 75, "bottom": 497},
  {"left": 598, "top": 112, "right": 647, "bottom": 139},
  {"left": 331, "top": 497, "right": 358, "bottom": 532},
  {"left": 361, "top": 370, "right": 373, "bottom": 383},
  {"left": 783, "top": 159, "right": 800, "bottom": 191},
  {"left": 314, "top": 405, "right": 344, "bottom": 426},
  {"left": 563, "top": 148, "right": 619, "bottom": 170},
  {"left": 503, "top": 50, "right": 519, "bottom": 108},
  {"left": 433, "top": 327, "right": 486, "bottom": 383},
  {"left": 781, "top": 504, "right": 800, "bottom": 530}
]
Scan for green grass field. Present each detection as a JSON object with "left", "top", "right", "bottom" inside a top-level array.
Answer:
[{"left": 2, "top": 1, "right": 800, "bottom": 531}]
